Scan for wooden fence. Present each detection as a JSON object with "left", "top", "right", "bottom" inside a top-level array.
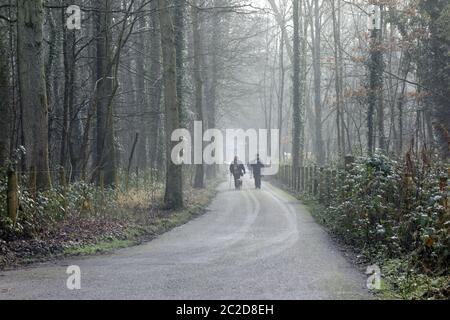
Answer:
[
  {"left": 276, "top": 156, "right": 355, "bottom": 204},
  {"left": 276, "top": 156, "right": 449, "bottom": 212},
  {"left": 278, "top": 164, "right": 330, "bottom": 202}
]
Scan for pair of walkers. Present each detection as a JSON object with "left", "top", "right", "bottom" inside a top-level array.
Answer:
[{"left": 229, "top": 155, "right": 265, "bottom": 190}]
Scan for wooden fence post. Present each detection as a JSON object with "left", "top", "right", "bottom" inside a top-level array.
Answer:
[
  {"left": 7, "top": 170, "right": 19, "bottom": 224},
  {"left": 294, "top": 167, "right": 298, "bottom": 192},
  {"left": 287, "top": 165, "right": 290, "bottom": 189},
  {"left": 304, "top": 166, "right": 308, "bottom": 194},
  {"left": 313, "top": 166, "right": 318, "bottom": 196},
  {"left": 292, "top": 166, "right": 295, "bottom": 190},
  {"left": 319, "top": 167, "right": 324, "bottom": 201},
  {"left": 288, "top": 165, "right": 292, "bottom": 189},
  {"left": 325, "top": 169, "right": 331, "bottom": 205},
  {"left": 284, "top": 165, "right": 287, "bottom": 185},
  {"left": 292, "top": 167, "right": 296, "bottom": 191},
  {"left": 300, "top": 167, "right": 304, "bottom": 193},
  {"left": 305, "top": 167, "right": 311, "bottom": 195}
]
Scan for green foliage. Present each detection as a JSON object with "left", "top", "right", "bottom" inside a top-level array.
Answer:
[
  {"left": 378, "top": 258, "right": 449, "bottom": 300},
  {"left": 320, "top": 153, "right": 449, "bottom": 275},
  {"left": 0, "top": 168, "right": 167, "bottom": 242},
  {"left": 0, "top": 168, "right": 222, "bottom": 270},
  {"left": 0, "top": 178, "right": 121, "bottom": 241},
  {"left": 63, "top": 239, "right": 134, "bottom": 256}
]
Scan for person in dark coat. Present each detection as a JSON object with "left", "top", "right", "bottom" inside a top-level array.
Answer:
[
  {"left": 230, "top": 156, "right": 246, "bottom": 189},
  {"left": 250, "top": 154, "right": 266, "bottom": 189}
]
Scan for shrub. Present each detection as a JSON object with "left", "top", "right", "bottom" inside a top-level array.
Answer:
[{"left": 323, "top": 153, "right": 449, "bottom": 274}]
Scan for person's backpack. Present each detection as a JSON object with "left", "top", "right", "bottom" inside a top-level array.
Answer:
[{"left": 233, "top": 164, "right": 241, "bottom": 176}]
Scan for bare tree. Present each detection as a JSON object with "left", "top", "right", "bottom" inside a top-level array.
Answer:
[
  {"left": 192, "top": 0, "right": 204, "bottom": 189},
  {"left": 17, "top": 0, "right": 52, "bottom": 189},
  {"left": 158, "top": 0, "right": 183, "bottom": 208}
]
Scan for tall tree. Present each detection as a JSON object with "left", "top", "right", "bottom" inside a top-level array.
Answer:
[
  {"left": 135, "top": 6, "right": 148, "bottom": 170},
  {"left": 278, "top": 25, "right": 285, "bottom": 162},
  {"left": 61, "top": 0, "right": 77, "bottom": 173},
  {"left": 17, "top": 0, "right": 51, "bottom": 189},
  {"left": 420, "top": 0, "right": 450, "bottom": 159},
  {"left": 331, "top": 0, "right": 346, "bottom": 159},
  {"left": 376, "top": 6, "right": 386, "bottom": 152},
  {"left": 0, "top": 21, "right": 9, "bottom": 167},
  {"left": 158, "top": 0, "right": 183, "bottom": 208},
  {"left": 148, "top": 1, "right": 163, "bottom": 172},
  {"left": 174, "top": 0, "right": 186, "bottom": 124},
  {"left": 367, "top": 6, "right": 384, "bottom": 155},
  {"left": 311, "top": 0, "right": 324, "bottom": 165},
  {"left": 95, "top": 0, "right": 116, "bottom": 186},
  {"left": 292, "top": 0, "right": 302, "bottom": 168},
  {"left": 192, "top": 1, "right": 204, "bottom": 189},
  {"left": 204, "top": 0, "right": 221, "bottom": 179}
]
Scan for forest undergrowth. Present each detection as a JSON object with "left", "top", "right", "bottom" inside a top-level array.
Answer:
[{"left": 0, "top": 169, "right": 222, "bottom": 270}]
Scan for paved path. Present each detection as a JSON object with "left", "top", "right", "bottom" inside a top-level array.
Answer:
[{"left": 0, "top": 178, "right": 371, "bottom": 300}]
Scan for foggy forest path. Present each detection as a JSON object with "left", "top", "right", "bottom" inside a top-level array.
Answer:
[{"left": 0, "top": 178, "right": 371, "bottom": 300}]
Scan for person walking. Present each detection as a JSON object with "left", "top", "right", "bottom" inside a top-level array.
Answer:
[
  {"left": 250, "top": 154, "right": 266, "bottom": 189},
  {"left": 229, "top": 156, "right": 246, "bottom": 190}
]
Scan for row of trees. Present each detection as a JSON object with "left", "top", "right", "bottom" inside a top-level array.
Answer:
[
  {"left": 0, "top": 0, "right": 449, "bottom": 209},
  {"left": 1, "top": 0, "right": 251, "bottom": 209},
  {"left": 268, "top": 0, "right": 449, "bottom": 167}
]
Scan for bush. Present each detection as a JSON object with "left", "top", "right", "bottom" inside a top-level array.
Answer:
[
  {"left": 322, "top": 153, "right": 449, "bottom": 274},
  {"left": 0, "top": 178, "right": 121, "bottom": 241}
]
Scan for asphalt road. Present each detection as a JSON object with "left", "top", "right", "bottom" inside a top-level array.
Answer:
[{"left": 0, "top": 178, "right": 371, "bottom": 300}]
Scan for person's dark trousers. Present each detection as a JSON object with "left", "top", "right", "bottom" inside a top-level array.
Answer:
[
  {"left": 234, "top": 174, "right": 241, "bottom": 188},
  {"left": 255, "top": 175, "right": 261, "bottom": 189}
]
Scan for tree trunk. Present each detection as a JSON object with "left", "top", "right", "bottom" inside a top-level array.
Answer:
[
  {"left": 136, "top": 10, "right": 148, "bottom": 170},
  {"left": 95, "top": 0, "right": 116, "bottom": 186},
  {"left": 61, "top": 1, "right": 76, "bottom": 172},
  {"left": 158, "top": 0, "right": 183, "bottom": 208},
  {"left": 377, "top": 8, "right": 386, "bottom": 152},
  {"left": 331, "top": 0, "right": 345, "bottom": 159},
  {"left": 292, "top": 0, "right": 302, "bottom": 168},
  {"left": 0, "top": 22, "right": 10, "bottom": 166},
  {"left": 17, "top": 0, "right": 51, "bottom": 190},
  {"left": 278, "top": 28, "right": 285, "bottom": 162},
  {"left": 174, "top": 0, "right": 185, "bottom": 125},
  {"left": 148, "top": 0, "right": 162, "bottom": 172},
  {"left": 192, "top": 2, "right": 204, "bottom": 189},
  {"left": 205, "top": 1, "right": 221, "bottom": 179},
  {"left": 311, "top": 0, "right": 324, "bottom": 165},
  {"left": 367, "top": 25, "right": 384, "bottom": 155}
]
